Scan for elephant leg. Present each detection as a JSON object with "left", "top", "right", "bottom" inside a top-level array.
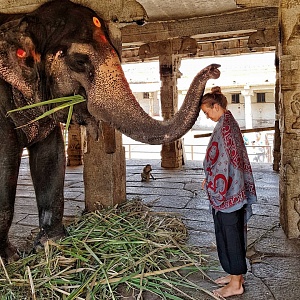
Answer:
[
  {"left": 0, "top": 123, "right": 22, "bottom": 263},
  {"left": 28, "top": 125, "right": 66, "bottom": 246}
]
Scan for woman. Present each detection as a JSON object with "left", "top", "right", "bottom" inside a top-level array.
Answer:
[{"left": 201, "top": 87, "right": 257, "bottom": 299}]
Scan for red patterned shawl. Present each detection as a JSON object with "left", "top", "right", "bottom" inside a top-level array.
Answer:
[{"left": 203, "top": 110, "right": 257, "bottom": 213}]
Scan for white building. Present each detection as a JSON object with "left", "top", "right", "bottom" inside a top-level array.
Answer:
[{"left": 122, "top": 52, "right": 276, "bottom": 162}]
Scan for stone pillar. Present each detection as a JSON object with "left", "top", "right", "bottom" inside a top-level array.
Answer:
[
  {"left": 84, "top": 124, "right": 126, "bottom": 211},
  {"left": 273, "top": 48, "right": 281, "bottom": 172},
  {"left": 278, "top": 1, "right": 300, "bottom": 238},
  {"left": 83, "top": 23, "right": 126, "bottom": 211},
  {"left": 159, "top": 54, "right": 184, "bottom": 168},
  {"left": 67, "top": 124, "right": 84, "bottom": 166},
  {"left": 138, "top": 38, "right": 198, "bottom": 169},
  {"left": 241, "top": 85, "right": 253, "bottom": 129}
]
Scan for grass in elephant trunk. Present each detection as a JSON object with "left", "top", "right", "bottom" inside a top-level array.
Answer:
[{"left": 0, "top": 199, "right": 220, "bottom": 300}]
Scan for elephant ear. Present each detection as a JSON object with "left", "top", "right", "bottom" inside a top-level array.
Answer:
[
  {"left": 0, "top": 17, "right": 58, "bottom": 144},
  {"left": 0, "top": 17, "right": 42, "bottom": 99}
]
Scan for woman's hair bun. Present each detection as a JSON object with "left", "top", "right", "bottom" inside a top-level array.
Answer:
[{"left": 211, "top": 86, "right": 221, "bottom": 94}]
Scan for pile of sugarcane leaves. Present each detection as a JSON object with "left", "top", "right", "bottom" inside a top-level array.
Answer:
[{"left": 0, "top": 199, "right": 219, "bottom": 300}]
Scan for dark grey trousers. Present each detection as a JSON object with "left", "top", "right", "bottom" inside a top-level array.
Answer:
[{"left": 212, "top": 207, "right": 247, "bottom": 275}]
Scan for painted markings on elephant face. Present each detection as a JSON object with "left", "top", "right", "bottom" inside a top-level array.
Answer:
[
  {"left": 92, "top": 16, "right": 108, "bottom": 45},
  {"left": 16, "top": 48, "right": 26, "bottom": 58},
  {"left": 31, "top": 50, "right": 41, "bottom": 63},
  {"left": 16, "top": 48, "right": 41, "bottom": 64},
  {"left": 93, "top": 28, "right": 108, "bottom": 45},
  {"left": 93, "top": 17, "right": 101, "bottom": 28},
  {"left": 54, "top": 51, "right": 63, "bottom": 60},
  {"left": 98, "top": 34, "right": 108, "bottom": 44}
]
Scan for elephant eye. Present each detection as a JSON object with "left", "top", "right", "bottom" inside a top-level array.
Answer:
[{"left": 67, "top": 53, "right": 90, "bottom": 72}]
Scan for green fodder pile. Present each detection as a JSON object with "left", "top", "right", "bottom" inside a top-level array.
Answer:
[{"left": 0, "top": 199, "right": 216, "bottom": 300}]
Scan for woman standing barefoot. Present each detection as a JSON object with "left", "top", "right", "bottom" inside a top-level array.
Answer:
[{"left": 201, "top": 87, "right": 257, "bottom": 298}]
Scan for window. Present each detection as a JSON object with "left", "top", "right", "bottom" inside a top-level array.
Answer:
[
  {"left": 231, "top": 93, "right": 240, "bottom": 103},
  {"left": 257, "top": 93, "right": 266, "bottom": 103},
  {"left": 143, "top": 92, "right": 150, "bottom": 99}
]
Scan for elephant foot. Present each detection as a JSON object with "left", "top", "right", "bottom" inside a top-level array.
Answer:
[
  {"left": 0, "top": 240, "right": 20, "bottom": 264},
  {"left": 34, "top": 225, "right": 67, "bottom": 250}
]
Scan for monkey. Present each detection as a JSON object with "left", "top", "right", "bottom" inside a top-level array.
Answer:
[{"left": 141, "top": 164, "right": 155, "bottom": 182}]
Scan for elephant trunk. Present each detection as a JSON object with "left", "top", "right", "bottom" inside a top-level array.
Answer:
[{"left": 87, "top": 51, "right": 220, "bottom": 145}]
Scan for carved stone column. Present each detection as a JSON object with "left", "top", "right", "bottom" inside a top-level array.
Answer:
[
  {"left": 84, "top": 23, "right": 126, "bottom": 211},
  {"left": 246, "top": 25, "right": 279, "bottom": 170},
  {"left": 138, "top": 38, "right": 198, "bottom": 169},
  {"left": 278, "top": 1, "right": 300, "bottom": 238},
  {"left": 273, "top": 48, "right": 281, "bottom": 172},
  {"left": 84, "top": 124, "right": 126, "bottom": 211},
  {"left": 159, "top": 54, "right": 184, "bottom": 168},
  {"left": 241, "top": 86, "right": 253, "bottom": 129},
  {"left": 67, "top": 124, "right": 84, "bottom": 166}
]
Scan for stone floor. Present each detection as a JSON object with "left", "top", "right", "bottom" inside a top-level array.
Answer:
[{"left": 9, "top": 157, "right": 300, "bottom": 300}]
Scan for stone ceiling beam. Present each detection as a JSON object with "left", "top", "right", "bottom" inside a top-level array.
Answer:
[
  {"left": 236, "top": 0, "right": 278, "bottom": 8},
  {"left": 121, "top": 7, "right": 278, "bottom": 44},
  {"left": 121, "top": 36, "right": 276, "bottom": 63}
]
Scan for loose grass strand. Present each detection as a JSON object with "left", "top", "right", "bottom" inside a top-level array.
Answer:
[
  {"left": 26, "top": 266, "right": 36, "bottom": 300},
  {"left": 0, "top": 256, "right": 11, "bottom": 285}
]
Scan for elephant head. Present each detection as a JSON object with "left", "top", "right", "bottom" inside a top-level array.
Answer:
[{"left": 0, "top": 0, "right": 220, "bottom": 145}]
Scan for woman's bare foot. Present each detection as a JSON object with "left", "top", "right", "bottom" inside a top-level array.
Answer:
[
  {"left": 215, "top": 275, "right": 231, "bottom": 285},
  {"left": 213, "top": 285, "right": 244, "bottom": 299},
  {"left": 215, "top": 274, "right": 245, "bottom": 285},
  {"left": 213, "top": 275, "right": 244, "bottom": 298}
]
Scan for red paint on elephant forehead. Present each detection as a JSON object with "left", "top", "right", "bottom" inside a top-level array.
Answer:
[
  {"left": 31, "top": 50, "right": 41, "bottom": 62},
  {"left": 93, "top": 29, "right": 108, "bottom": 44},
  {"left": 16, "top": 48, "right": 26, "bottom": 58},
  {"left": 93, "top": 17, "right": 101, "bottom": 28},
  {"left": 16, "top": 48, "right": 41, "bottom": 62},
  {"left": 110, "top": 49, "right": 119, "bottom": 58}
]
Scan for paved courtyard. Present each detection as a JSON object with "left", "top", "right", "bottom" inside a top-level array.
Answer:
[{"left": 9, "top": 157, "right": 300, "bottom": 300}]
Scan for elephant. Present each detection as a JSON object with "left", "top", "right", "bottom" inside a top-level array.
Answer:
[{"left": 0, "top": 0, "right": 220, "bottom": 262}]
